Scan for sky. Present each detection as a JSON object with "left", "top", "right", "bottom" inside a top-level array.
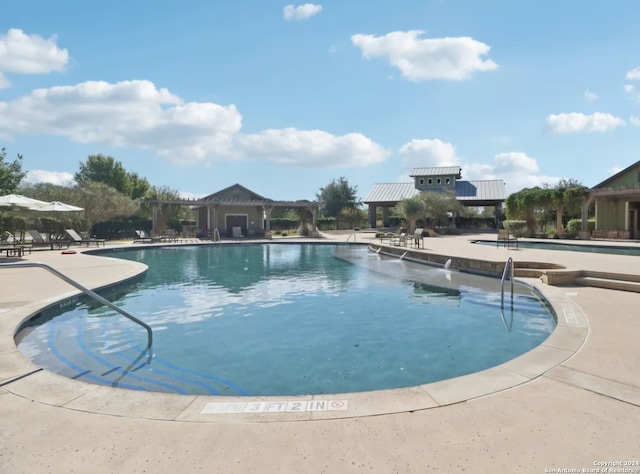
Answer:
[{"left": 1, "top": 0, "right": 639, "bottom": 202}]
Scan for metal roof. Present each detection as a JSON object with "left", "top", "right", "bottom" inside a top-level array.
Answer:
[
  {"left": 410, "top": 166, "right": 462, "bottom": 177},
  {"left": 364, "top": 180, "right": 506, "bottom": 204},
  {"left": 455, "top": 180, "right": 506, "bottom": 201},
  {"left": 364, "top": 183, "right": 419, "bottom": 203}
]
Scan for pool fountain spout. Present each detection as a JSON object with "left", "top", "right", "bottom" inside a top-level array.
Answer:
[
  {"left": 400, "top": 252, "right": 408, "bottom": 260},
  {"left": 444, "top": 259, "right": 452, "bottom": 269}
]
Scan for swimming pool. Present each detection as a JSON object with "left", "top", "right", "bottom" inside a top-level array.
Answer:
[
  {"left": 474, "top": 239, "right": 640, "bottom": 256},
  {"left": 16, "top": 244, "right": 556, "bottom": 396}
]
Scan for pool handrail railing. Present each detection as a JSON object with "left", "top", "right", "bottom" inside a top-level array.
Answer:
[
  {"left": 500, "top": 257, "right": 514, "bottom": 310},
  {"left": 0, "top": 261, "right": 153, "bottom": 351}
]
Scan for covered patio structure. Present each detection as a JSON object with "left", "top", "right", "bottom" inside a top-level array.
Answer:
[{"left": 146, "top": 184, "right": 322, "bottom": 239}]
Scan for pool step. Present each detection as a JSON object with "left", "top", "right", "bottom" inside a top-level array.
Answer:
[{"left": 575, "top": 273, "right": 640, "bottom": 293}]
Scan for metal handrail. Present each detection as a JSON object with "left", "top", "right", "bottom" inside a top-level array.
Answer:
[
  {"left": 0, "top": 262, "right": 152, "bottom": 351},
  {"left": 213, "top": 228, "right": 221, "bottom": 243},
  {"left": 500, "top": 257, "right": 514, "bottom": 310}
]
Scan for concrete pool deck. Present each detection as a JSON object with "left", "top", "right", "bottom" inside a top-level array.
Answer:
[{"left": 1, "top": 232, "right": 639, "bottom": 473}]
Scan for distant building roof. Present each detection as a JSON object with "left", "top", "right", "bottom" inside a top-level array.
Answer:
[
  {"left": 364, "top": 183, "right": 419, "bottom": 203},
  {"left": 364, "top": 180, "right": 506, "bottom": 204},
  {"left": 410, "top": 166, "right": 462, "bottom": 177},
  {"left": 455, "top": 180, "right": 506, "bottom": 201}
]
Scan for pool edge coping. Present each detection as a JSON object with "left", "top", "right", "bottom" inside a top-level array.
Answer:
[{"left": 0, "top": 242, "right": 588, "bottom": 423}]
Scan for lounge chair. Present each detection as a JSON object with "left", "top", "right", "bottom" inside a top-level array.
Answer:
[
  {"left": 133, "top": 230, "right": 161, "bottom": 243},
  {"left": 3, "top": 232, "right": 32, "bottom": 254},
  {"left": 160, "top": 229, "right": 179, "bottom": 243},
  {"left": 497, "top": 229, "right": 518, "bottom": 248},
  {"left": 27, "top": 230, "right": 70, "bottom": 250},
  {"left": 65, "top": 229, "right": 106, "bottom": 247},
  {"left": 0, "top": 245, "right": 23, "bottom": 257},
  {"left": 79, "top": 231, "right": 106, "bottom": 247}
]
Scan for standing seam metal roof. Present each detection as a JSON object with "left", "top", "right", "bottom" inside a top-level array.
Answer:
[
  {"left": 364, "top": 180, "right": 505, "bottom": 203},
  {"left": 410, "top": 166, "right": 462, "bottom": 177}
]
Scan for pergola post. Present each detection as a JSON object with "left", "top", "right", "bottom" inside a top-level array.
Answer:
[
  {"left": 263, "top": 205, "right": 273, "bottom": 239},
  {"left": 581, "top": 195, "right": 594, "bottom": 231},
  {"left": 382, "top": 207, "right": 389, "bottom": 227},
  {"left": 494, "top": 203, "right": 502, "bottom": 229},
  {"left": 368, "top": 204, "right": 377, "bottom": 228},
  {"left": 310, "top": 206, "right": 319, "bottom": 237},
  {"left": 151, "top": 202, "right": 159, "bottom": 236}
]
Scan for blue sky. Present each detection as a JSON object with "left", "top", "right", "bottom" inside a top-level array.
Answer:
[{"left": 1, "top": 1, "right": 639, "bottom": 201}]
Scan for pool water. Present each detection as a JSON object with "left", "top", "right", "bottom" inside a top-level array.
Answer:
[
  {"left": 475, "top": 239, "right": 640, "bottom": 256},
  {"left": 16, "top": 244, "right": 556, "bottom": 396}
]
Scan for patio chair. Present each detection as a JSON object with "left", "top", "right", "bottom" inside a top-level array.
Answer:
[
  {"left": 410, "top": 228, "right": 424, "bottom": 248},
  {"left": 27, "top": 230, "right": 70, "bottom": 250},
  {"left": 497, "top": 229, "right": 518, "bottom": 248},
  {"left": 391, "top": 232, "right": 408, "bottom": 247},
  {"left": 160, "top": 229, "right": 180, "bottom": 243},
  {"left": 79, "top": 231, "right": 106, "bottom": 247},
  {"left": 65, "top": 229, "right": 106, "bottom": 247},
  {"left": 133, "top": 230, "right": 161, "bottom": 243},
  {"left": 3, "top": 231, "right": 32, "bottom": 254}
]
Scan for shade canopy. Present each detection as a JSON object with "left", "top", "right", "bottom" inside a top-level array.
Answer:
[
  {"left": 0, "top": 194, "right": 49, "bottom": 209},
  {"left": 32, "top": 201, "right": 84, "bottom": 212}
]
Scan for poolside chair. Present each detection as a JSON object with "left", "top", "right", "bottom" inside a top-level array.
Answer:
[
  {"left": 497, "top": 229, "right": 518, "bottom": 249},
  {"left": 160, "top": 229, "right": 179, "bottom": 243},
  {"left": 391, "top": 232, "right": 408, "bottom": 247},
  {"left": 65, "top": 229, "right": 106, "bottom": 247},
  {"left": 410, "top": 228, "right": 424, "bottom": 248},
  {"left": 133, "top": 230, "right": 161, "bottom": 243},
  {"left": 27, "top": 230, "right": 70, "bottom": 250},
  {"left": 79, "top": 231, "right": 106, "bottom": 247},
  {"left": 3, "top": 231, "right": 32, "bottom": 254}
]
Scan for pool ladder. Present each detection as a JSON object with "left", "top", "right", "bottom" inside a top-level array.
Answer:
[
  {"left": 501, "top": 257, "right": 514, "bottom": 309},
  {"left": 346, "top": 233, "right": 357, "bottom": 243},
  {"left": 499, "top": 258, "right": 514, "bottom": 332},
  {"left": 0, "top": 262, "right": 153, "bottom": 351}
]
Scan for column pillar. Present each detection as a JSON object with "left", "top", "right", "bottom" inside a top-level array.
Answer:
[
  {"left": 310, "top": 207, "right": 319, "bottom": 237},
  {"left": 368, "top": 204, "right": 377, "bottom": 228},
  {"left": 263, "top": 205, "right": 273, "bottom": 239},
  {"left": 152, "top": 202, "right": 159, "bottom": 236},
  {"left": 382, "top": 207, "right": 389, "bottom": 227}
]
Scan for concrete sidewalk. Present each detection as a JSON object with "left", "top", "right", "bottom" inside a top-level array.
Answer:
[{"left": 1, "top": 234, "right": 639, "bottom": 473}]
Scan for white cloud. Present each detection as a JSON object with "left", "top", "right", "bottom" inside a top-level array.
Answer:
[
  {"left": 464, "top": 152, "right": 560, "bottom": 194},
  {"left": 546, "top": 112, "right": 626, "bottom": 134},
  {"left": 24, "top": 169, "right": 74, "bottom": 186},
  {"left": 625, "top": 84, "right": 639, "bottom": 100},
  {"left": 630, "top": 116, "right": 640, "bottom": 126},
  {"left": 0, "top": 79, "right": 387, "bottom": 168},
  {"left": 234, "top": 128, "right": 388, "bottom": 167},
  {"left": 0, "top": 28, "right": 69, "bottom": 89},
  {"left": 584, "top": 89, "right": 598, "bottom": 101},
  {"left": 399, "top": 139, "right": 460, "bottom": 173},
  {"left": 351, "top": 30, "right": 498, "bottom": 81},
  {"left": 607, "top": 165, "right": 624, "bottom": 175},
  {"left": 283, "top": 4, "right": 322, "bottom": 21},
  {"left": 625, "top": 67, "right": 640, "bottom": 80}
]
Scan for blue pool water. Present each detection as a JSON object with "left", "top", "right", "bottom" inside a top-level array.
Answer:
[{"left": 16, "top": 244, "right": 556, "bottom": 396}]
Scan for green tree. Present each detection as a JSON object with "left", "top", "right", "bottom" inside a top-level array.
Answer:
[
  {"left": 0, "top": 148, "right": 27, "bottom": 195},
  {"left": 421, "top": 191, "right": 462, "bottom": 228},
  {"left": 72, "top": 182, "right": 138, "bottom": 228},
  {"left": 396, "top": 197, "right": 425, "bottom": 233},
  {"left": 505, "top": 187, "right": 550, "bottom": 236},
  {"left": 75, "top": 154, "right": 150, "bottom": 200},
  {"left": 317, "top": 177, "right": 360, "bottom": 229}
]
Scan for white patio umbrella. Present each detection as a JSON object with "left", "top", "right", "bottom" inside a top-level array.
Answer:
[
  {"left": 0, "top": 194, "right": 49, "bottom": 209},
  {"left": 32, "top": 201, "right": 84, "bottom": 212}
]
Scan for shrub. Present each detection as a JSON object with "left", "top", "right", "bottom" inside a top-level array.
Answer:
[{"left": 503, "top": 220, "right": 527, "bottom": 237}]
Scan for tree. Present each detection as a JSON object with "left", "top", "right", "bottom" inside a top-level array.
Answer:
[
  {"left": 549, "top": 179, "right": 589, "bottom": 234},
  {"left": 0, "top": 148, "right": 27, "bottom": 195},
  {"left": 72, "top": 182, "right": 138, "bottom": 228},
  {"left": 421, "top": 191, "right": 462, "bottom": 228},
  {"left": 396, "top": 197, "right": 425, "bottom": 233},
  {"left": 316, "top": 177, "right": 360, "bottom": 229},
  {"left": 75, "top": 154, "right": 150, "bottom": 200},
  {"left": 505, "top": 187, "right": 550, "bottom": 236}
]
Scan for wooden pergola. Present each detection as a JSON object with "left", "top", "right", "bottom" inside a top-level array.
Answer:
[{"left": 145, "top": 198, "right": 323, "bottom": 239}]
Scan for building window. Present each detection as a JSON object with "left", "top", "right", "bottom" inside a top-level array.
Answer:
[
  {"left": 427, "top": 178, "right": 433, "bottom": 185},
  {"left": 436, "top": 178, "right": 442, "bottom": 185},
  {"left": 419, "top": 178, "right": 424, "bottom": 185},
  {"left": 445, "top": 178, "right": 451, "bottom": 184}
]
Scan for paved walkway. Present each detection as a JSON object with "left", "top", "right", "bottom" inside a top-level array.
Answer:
[{"left": 1, "top": 233, "right": 639, "bottom": 473}]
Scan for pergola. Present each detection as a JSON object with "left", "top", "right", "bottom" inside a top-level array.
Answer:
[{"left": 145, "top": 198, "right": 323, "bottom": 239}]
